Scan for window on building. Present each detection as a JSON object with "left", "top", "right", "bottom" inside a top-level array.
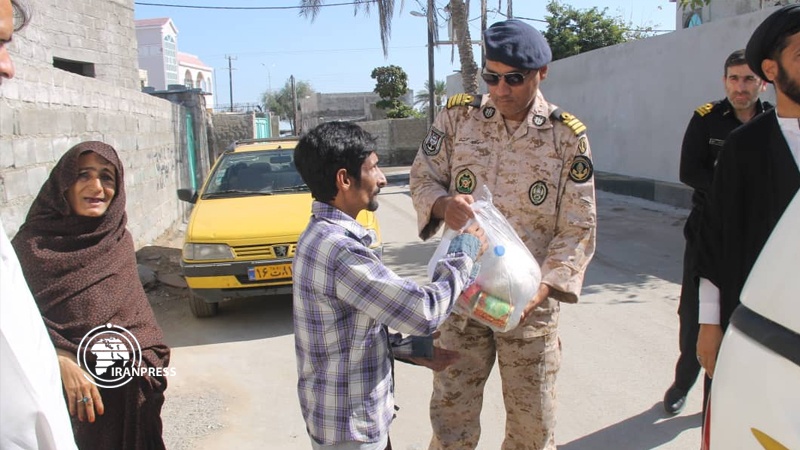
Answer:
[
  {"left": 53, "top": 57, "right": 96, "bottom": 78},
  {"left": 163, "top": 35, "right": 178, "bottom": 86},
  {"left": 184, "top": 70, "right": 194, "bottom": 88},
  {"left": 197, "top": 73, "right": 206, "bottom": 92}
]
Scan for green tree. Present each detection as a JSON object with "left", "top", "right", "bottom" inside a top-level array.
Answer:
[
  {"left": 544, "top": 0, "right": 656, "bottom": 61},
  {"left": 371, "top": 65, "right": 416, "bottom": 119},
  {"left": 262, "top": 79, "right": 314, "bottom": 134},
  {"left": 414, "top": 79, "right": 447, "bottom": 117}
]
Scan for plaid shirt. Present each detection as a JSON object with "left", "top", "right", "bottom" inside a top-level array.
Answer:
[{"left": 293, "top": 201, "right": 475, "bottom": 445}]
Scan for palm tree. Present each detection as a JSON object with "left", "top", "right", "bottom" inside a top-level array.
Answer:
[
  {"left": 414, "top": 79, "right": 447, "bottom": 115},
  {"left": 449, "top": 0, "right": 479, "bottom": 94},
  {"left": 299, "top": 0, "right": 398, "bottom": 57},
  {"left": 299, "top": 0, "right": 516, "bottom": 96}
]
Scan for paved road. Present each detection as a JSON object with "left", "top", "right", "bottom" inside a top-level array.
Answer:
[{"left": 156, "top": 183, "right": 702, "bottom": 449}]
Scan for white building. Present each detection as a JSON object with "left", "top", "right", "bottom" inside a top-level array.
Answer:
[
  {"left": 178, "top": 52, "right": 214, "bottom": 109},
  {"left": 135, "top": 18, "right": 179, "bottom": 90},
  {"left": 135, "top": 17, "right": 214, "bottom": 109}
]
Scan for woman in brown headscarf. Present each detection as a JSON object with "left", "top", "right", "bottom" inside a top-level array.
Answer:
[{"left": 12, "top": 141, "right": 170, "bottom": 450}]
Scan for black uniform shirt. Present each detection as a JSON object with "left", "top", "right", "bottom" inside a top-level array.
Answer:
[{"left": 679, "top": 98, "right": 772, "bottom": 215}]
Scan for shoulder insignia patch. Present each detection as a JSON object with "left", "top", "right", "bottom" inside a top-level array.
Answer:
[
  {"left": 550, "top": 108, "right": 586, "bottom": 136},
  {"left": 422, "top": 127, "right": 445, "bottom": 156},
  {"left": 446, "top": 93, "right": 482, "bottom": 109},
  {"left": 569, "top": 155, "right": 593, "bottom": 183},
  {"left": 529, "top": 181, "right": 548, "bottom": 205},
  {"left": 482, "top": 106, "right": 496, "bottom": 119},
  {"left": 455, "top": 169, "right": 476, "bottom": 194},
  {"left": 578, "top": 135, "right": 589, "bottom": 154},
  {"left": 695, "top": 103, "right": 714, "bottom": 117},
  {"left": 533, "top": 114, "right": 547, "bottom": 126}
]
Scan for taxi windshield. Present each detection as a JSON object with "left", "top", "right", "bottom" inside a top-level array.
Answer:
[{"left": 202, "top": 150, "right": 308, "bottom": 198}]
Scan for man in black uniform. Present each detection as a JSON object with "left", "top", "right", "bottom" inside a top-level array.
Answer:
[
  {"left": 695, "top": 3, "right": 800, "bottom": 423},
  {"left": 663, "top": 49, "right": 770, "bottom": 415}
]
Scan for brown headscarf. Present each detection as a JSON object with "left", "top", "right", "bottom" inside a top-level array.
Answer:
[{"left": 11, "top": 141, "right": 169, "bottom": 385}]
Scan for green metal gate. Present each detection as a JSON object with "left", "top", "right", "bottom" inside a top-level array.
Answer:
[
  {"left": 255, "top": 117, "right": 271, "bottom": 139},
  {"left": 186, "top": 113, "right": 197, "bottom": 191}
]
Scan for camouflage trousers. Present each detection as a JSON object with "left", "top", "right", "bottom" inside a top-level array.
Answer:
[{"left": 429, "top": 314, "right": 561, "bottom": 450}]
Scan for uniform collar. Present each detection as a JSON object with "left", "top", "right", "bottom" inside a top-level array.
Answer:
[
  {"left": 480, "top": 90, "right": 552, "bottom": 129},
  {"left": 720, "top": 97, "right": 769, "bottom": 119}
]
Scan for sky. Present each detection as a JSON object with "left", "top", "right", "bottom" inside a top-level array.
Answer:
[{"left": 133, "top": 1, "right": 680, "bottom": 108}]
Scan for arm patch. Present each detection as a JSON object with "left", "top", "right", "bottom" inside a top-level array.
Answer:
[{"left": 550, "top": 108, "right": 586, "bottom": 136}]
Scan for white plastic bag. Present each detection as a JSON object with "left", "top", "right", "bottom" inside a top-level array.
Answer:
[{"left": 427, "top": 185, "right": 542, "bottom": 332}]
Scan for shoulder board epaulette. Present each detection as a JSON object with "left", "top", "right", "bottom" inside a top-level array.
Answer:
[
  {"left": 695, "top": 102, "right": 714, "bottom": 117},
  {"left": 446, "top": 93, "right": 482, "bottom": 109},
  {"left": 550, "top": 108, "right": 586, "bottom": 136}
]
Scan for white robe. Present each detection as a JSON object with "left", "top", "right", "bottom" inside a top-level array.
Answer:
[{"left": 0, "top": 219, "right": 77, "bottom": 449}]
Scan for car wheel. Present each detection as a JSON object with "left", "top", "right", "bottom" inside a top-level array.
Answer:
[{"left": 188, "top": 290, "right": 219, "bottom": 318}]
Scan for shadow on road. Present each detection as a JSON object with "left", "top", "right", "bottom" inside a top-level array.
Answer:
[
  {"left": 156, "top": 293, "right": 294, "bottom": 349},
  {"left": 559, "top": 403, "right": 701, "bottom": 450},
  {"left": 138, "top": 245, "right": 295, "bottom": 349}
]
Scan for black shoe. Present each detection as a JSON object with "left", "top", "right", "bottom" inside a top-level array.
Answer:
[{"left": 663, "top": 384, "right": 688, "bottom": 415}]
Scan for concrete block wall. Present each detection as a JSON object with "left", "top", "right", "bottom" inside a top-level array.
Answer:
[
  {"left": 210, "top": 112, "right": 255, "bottom": 157},
  {"left": 359, "top": 117, "right": 428, "bottom": 166},
  {"left": 0, "top": 63, "right": 185, "bottom": 248},
  {"left": 18, "top": 0, "right": 140, "bottom": 91}
]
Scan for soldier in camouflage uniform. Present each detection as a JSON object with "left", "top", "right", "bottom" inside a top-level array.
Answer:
[{"left": 409, "top": 19, "right": 597, "bottom": 450}]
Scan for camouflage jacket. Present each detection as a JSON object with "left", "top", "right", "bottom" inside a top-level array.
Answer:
[{"left": 409, "top": 91, "right": 597, "bottom": 333}]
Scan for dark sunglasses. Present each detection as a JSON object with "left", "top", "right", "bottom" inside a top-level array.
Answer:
[{"left": 480, "top": 69, "right": 532, "bottom": 87}]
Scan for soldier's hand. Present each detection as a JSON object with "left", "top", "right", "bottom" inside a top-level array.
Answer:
[
  {"left": 519, "top": 284, "right": 551, "bottom": 323},
  {"left": 434, "top": 194, "right": 475, "bottom": 230},
  {"left": 462, "top": 221, "right": 488, "bottom": 260},
  {"left": 697, "top": 324, "right": 723, "bottom": 378}
]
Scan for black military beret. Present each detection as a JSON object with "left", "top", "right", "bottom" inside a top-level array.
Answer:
[
  {"left": 745, "top": 4, "right": 800, "bottom": 83},
  {"left": 484, "top": 19, "right": 552, "bottom": 70}
]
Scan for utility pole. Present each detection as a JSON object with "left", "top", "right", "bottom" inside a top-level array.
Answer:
[
  {"left": 427, "top": 0, "right": 436, "bottom": 127},
  {"left": 225, "top": 55, "right": 237, "bottom": 112},
  {"left": 290, "top": 75, "right": 298, "bottom": 135}
]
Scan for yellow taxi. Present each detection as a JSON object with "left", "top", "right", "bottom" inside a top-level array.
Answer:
[{"left": 177, "top": 137, "right": 382, "bottom": 317}]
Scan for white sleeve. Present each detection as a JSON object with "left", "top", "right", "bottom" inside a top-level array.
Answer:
[{"left": 698, "top": 277, "right": 721, "bottom": 325}]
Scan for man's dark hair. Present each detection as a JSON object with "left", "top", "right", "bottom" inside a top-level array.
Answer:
[
  {"left": 723, "top": 49, "right": 747, "bottom": 76},
  {"left": 294, "top": 121, "right": 375, "bottom": 203},
  {"left": 11, "top": 0, "right": 30, "bottom": 32}
]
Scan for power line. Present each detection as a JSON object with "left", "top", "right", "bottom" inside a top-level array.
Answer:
[{"left": 134, "top": 1, "right": 375, "bottom": 10}]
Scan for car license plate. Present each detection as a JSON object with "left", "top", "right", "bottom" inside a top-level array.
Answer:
[{"left": 247, "top": 263, "right": 292, "bottom": 281}]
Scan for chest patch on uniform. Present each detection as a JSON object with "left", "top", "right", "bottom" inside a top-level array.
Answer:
[
  {"left": 483, "top": 107, "right": 496, "bottom": 119},
  {"left": 709, "top": 138, "right": 725, "bottom": 147},
  {"left": 533, "top": 114, "right": 547, "bottom": 126},
  {"left": 578, "top": 136, "right": 589, "bottom": 154},
  {"left": 569, "top": 155, "right": 593, "bottom": 183},
  {"left": 529, "top": 181, "right": 548, "bottom": 205},
  {"left": 423, "top": 127, "right": 445, "bottom": 156},
  {"left": 455, "top": 169, "right": 476, "bottom": 194}
]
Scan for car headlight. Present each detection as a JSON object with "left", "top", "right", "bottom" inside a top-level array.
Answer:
[{"left": 183, "top": 243, "right": 235, "bottom": 261}]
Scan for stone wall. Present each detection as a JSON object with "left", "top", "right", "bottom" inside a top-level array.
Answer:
[
  {"left": 359, "top": 117, "right": 428, "bottom": 166},
  {"left": 210, "top": 112, "right": 255, "bottom": 158}
]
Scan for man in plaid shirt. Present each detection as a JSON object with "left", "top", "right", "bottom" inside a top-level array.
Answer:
[{"left": 292, "top": 122, "right": 486, "bottom": 450}]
